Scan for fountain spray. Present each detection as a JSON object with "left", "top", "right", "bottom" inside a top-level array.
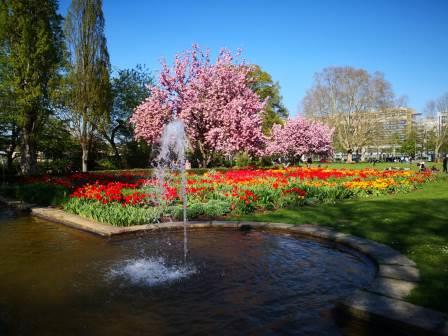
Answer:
[{"left": 154, "top": 119, "right": 188, "bottom": 261}]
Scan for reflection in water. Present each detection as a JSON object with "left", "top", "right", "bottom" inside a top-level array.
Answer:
[{"left": 0, "top": 210, "right": 375, "bottom": 335}]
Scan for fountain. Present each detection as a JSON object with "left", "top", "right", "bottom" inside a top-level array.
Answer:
[
  {"left": 100, "top": 119, "right": 194, "bottom": 289},
  {"left": 154, "top": 119, "right": 189, "bottom": 260},
  {"left": 0, "top": 119, "right": 380, "bottom": 335}
]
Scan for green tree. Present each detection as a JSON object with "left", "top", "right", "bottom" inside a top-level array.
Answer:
[
  {"left": 37, "top": 116, "right": 78, "bottom": 173},
  {"left": 64, "top": 0, "right": 111, "bottom": 172},
  {"left": 0, "top": 0, "right": 64, "bottom": 175},
  {"left": 425, "top": 94, "right": 448, "bottom": 161},
  {"left": 248, "top": 65, "right": 288, "bottom": 134},
  {"left": 100, "top": 65, "right": 152, "bottom": 167},
  {"left": 0, "top": 94, "right": 20, "bottom": 172},
  {"left": 400, "top": 130, "right": 417, "bottom": 157}
]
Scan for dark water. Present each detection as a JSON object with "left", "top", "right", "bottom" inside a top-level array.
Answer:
[{"left": 0, "top": 209, "right": 375, "bottom": 336}]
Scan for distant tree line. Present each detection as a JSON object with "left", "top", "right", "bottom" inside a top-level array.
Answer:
[{"left": 302, "top": 66, "right": 448, "bottom": 162}]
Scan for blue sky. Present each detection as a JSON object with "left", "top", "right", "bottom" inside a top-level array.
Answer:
[{"left": 59, "top": 0, "right": 448, "bottom": 116}]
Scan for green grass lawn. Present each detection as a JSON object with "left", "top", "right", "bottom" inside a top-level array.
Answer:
[
  {"left": 318, "top": 161, "right": 443, "bottom": 171},
  {"left": 234, "top": 174, "right": 448, "bottom": 314}
]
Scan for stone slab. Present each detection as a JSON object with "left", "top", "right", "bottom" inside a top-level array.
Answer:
[
  {"left": 153, "top": 222, "right": 185, "bottom": 230},
  {"left": 211, "top": 220, "right": 240, "bottom": 228},
  {"left": 289, "top": 224, "right": 416, "bottom": 267},
  {"left": 339, "top": 289, "right": 447, "bottom": 335},
  {"left": 237, "top": 221, "right": 269, "bottom": 229},
  {"left": 186, "top": 221, "right": 213, "bottom": 228},
  {"left": 114, "top": 224, "right": 160, "bottom": 235},
  {"left": 32, "top": 207, "right": 120, "bottom": 237},
  {"left": 335, "top": 235, "right": 416, "bottom": 267},
  {"left": 265, "top": 223, "right": 295, "bottom": 230},
  {"left": 368, "top": 277, "right": 418, "bottom": 300},
  {"left": 379, "top": 264, "right": 420, "bottom": 282},
  {"left": 289, "top": 224, "right": 340, "bottom": 240}
]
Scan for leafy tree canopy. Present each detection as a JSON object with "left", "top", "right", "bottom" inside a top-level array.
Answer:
[{"left": 248, "top": 65, "right": 288, "bottom": 134}]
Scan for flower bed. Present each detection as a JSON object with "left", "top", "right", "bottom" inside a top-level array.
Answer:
[{"left": 2, "top": 167, "right": 433, "bottom": 226}]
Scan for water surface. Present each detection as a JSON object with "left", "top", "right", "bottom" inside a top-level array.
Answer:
[{"left": 0, "top": 209, "right": 375, "bottom": 335}]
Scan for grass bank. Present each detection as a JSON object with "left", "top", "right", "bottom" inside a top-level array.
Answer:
[{"left": 234, "top": 174, "right": 448, "bottom": 314}]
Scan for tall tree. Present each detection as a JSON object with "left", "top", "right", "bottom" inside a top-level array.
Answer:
[
  {"left": 248, "top": 65, "right": 288, "bottom": 134},
  {"left": 0, "top": 0, "right": 64, "bottom": 175},
  {"left": 100, "top": 65, "right": 152, "bottom": 167},
  {"left": 302, "top": 67, "right": 394, "bottom": 162},
  {"left": 64, "top": 0, "right": 111, "bottom": 172},
  {"left": 425, "top": 93, "right": 448, "bottom": 161}
]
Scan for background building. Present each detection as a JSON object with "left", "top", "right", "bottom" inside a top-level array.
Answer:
[{"left": 363, "top": 107, "right": 419, "bottom": 160}]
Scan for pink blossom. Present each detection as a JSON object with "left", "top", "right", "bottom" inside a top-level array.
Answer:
[
  {"left": 130, "top": 45, "right": 266, "bottom": 166},
  {"left": 265, "top": 117, "right": 334, "bottom": 160}
]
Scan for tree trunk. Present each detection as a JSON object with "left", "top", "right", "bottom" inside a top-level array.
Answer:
[
  {"left": 346, "top": 150, "right": 353, "bottom": 163},
  {"left": 101, "top": 125, "right": 122, "bottom": 168},
  {"left": 107, "top": 133, "right": 121, "bottom": 168},
  {"left": 196, "top": 142, "right": 211, "bottom": 168},
  {"left": 201, "top": 155, "right": 211, "bottom": 168},
  {"left": 20, "top": 125, "right": 37, "bottom": 175},
  {"left": 360, "top": 147, "right": 367, "bottom": 162},
  {"left": 434, "top": 146, "right": 440, "bottom": 163},
  {"left": 6, "top": 125, "right": 19, "bottom": 172},
  {"left": 6, "top": 154, "right": 14, "bottom": 172},
  {"left": 81, "top": 142, "right": 89, "bottom": 172},
  {"left": 110, "top": 140, "right": 121, "bottom": 167}
]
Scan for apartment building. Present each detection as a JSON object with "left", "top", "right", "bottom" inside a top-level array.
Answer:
[{"left": 363, "top": 107, "right": 419, "bottom": 159}]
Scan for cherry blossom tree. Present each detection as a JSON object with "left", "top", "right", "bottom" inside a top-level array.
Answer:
[
  {"left": 130, "top": 45, "right": 266, "bottom": 167},
  {"left": 266, "top": 117, "right": 334, "bottom": 163}
]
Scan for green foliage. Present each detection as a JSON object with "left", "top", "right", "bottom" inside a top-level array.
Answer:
[
  {"left": 64, "top": 198, "right": 163, "bottom": 226},
  {"left": 37, "top": 158, "right": 77, "bottom": 175},
  {"left": 254, "top": 156, "right": 273, "bottom": 168},
  {"left": 122, "top": 140, "right": 153, "bottom": 169},
  {"left": 0, "top": 0, "right": 65, "bottom": 174},
  {"left": 301, "top": 185, "right": 354, "bottom": 203},
  {"left": 167, "top": 200, "right": 231, "bottom": 220},
  {"left": 234, "top": 152, "right": 251, "bottom": 167},
  {"left": 111, "top": 65, "right": 153, "bottom": 124},
  {"left": 400, "top": 130, "right": 417, "bottom": 157},
  {"left": 101, "top": 65, "right": 153, "bottom": 167},
  {"left": 0, "top": 183, "right": 68, "bottom": 206},
  {"left": 38, "top": 117, "right": 77, "bottom": 161},
  {"left": 64, "top": 0, "right": 111, "bottom": 172},
  {"left": 248, "top": 65, "right": 288, "bottom": 134},
  {"left": 96, "top": 157, "right": 119, "bottom": 171}
]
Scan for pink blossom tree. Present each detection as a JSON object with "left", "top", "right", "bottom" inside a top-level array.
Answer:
[
  {"left": 130, "top": 45, "right": 266, "bottom": 167},
  {"left": 265, "top": 117, "right": 334, "bottom": 163}
]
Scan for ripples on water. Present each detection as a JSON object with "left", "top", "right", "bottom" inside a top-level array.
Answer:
[
  {"left": 108, "top": 257, "right": 197, "bottom": 286},
  {"left": 0, "top": 210, "right": 375, "bottom": 335}
]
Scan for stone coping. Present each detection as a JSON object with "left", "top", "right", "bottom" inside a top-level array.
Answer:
[{"left": 29, "top": 207, "right": 448, "bottom": 335}]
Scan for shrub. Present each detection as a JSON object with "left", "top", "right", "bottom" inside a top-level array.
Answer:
[
  {"left": 167, "top": 200, "right": 230, "bottom": 220},
  {"left": 234, "top": 152, "right": 251, "bottom": 167},
  {"left": 0, "top": 183, "right": 69, "bottom": 206}
]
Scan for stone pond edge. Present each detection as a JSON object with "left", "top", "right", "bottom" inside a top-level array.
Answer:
[{"left": 13, "top": 206, "right": 443, "bottom": 335}]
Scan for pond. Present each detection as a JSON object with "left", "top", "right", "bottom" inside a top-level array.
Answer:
[{"left": 0, "top": 209, "right": 375, "bottom": 335}]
